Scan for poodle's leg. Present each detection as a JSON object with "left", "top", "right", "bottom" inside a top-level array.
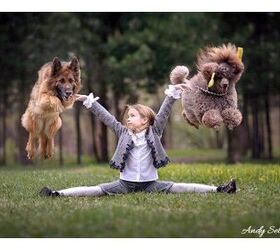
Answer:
[
  {"left": 45, "top": 117, "right": 62, "bottom": 158},
  {"left": 221, "top": 108, "right": 242, "bottom": 130},
  {"left": 201, "top": 109, "right": 223, "bottom": 130},
  {"left": 182, "top": 110, "right": 199, "bottom": 129}
]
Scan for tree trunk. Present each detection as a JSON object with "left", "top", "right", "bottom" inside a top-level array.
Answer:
[
  {"left": 90, "top": 57, "right": 109, "bottom": 163},
  {"left": 75, "top": 103, "right": 82, "bottom": 165},
  {"left": 18, "top": 78, "right": 32, "bottom": 165},
  {"left": 227, "top": 92, "right": 251, "bottom": 163},
  {"left": 260, "top": 110, "right": 265, "bottom": 158},
  {"left": 227, "top": 129, "right": 234, "bottom": 163},
  {"left": 114, "top": 90, "right": 122, "bottom": 122},
  {"left": 241, "top": 93, "right": 251, "bottom": 156},
  {"left": 215, "top": 131, "right": 223, "bottom": 149},
  {"left": 85, "top": 58, "right": 100, "bottom": 162},
  {"left": 264, "top": 91, "right": 273, "bottom": 159},
  {"left": 0, "top": 90, "right": 7, "bottom": 166},
  {"left": 99, "top": 82, "right": 109, "bottom": 162},
  {"left": 251, "top": 95, "right": 261, "bottom": 159},
  {"left": 228, "top": 122, "right": 251, "bottom": 163},
  {"left": 2, "top": 90, "right": 7, "bottom": 165},
  {"left": 58, "top": 121, "right": 64, "bottom": 166},
  {"left": 226, "top": 128, "right": 237, "bottom": 164},
  {"left": 113, "top": 90, "right": 123, "bottom": 150},
  {"left": 0, "top": 92, "right": 2, "bottom": 165}
]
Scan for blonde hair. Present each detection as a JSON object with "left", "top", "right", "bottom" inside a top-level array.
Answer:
[{"left": 122, "top": 104, "right": 156, "bottom": 129}]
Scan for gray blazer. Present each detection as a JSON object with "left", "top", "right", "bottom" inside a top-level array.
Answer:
[{"left": 89, "top": 96, "right": 176, "bottom": 171}]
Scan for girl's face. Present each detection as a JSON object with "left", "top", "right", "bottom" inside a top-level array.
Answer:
[{"left": 126, "top": 108, "right": 148, "bottom": 133}]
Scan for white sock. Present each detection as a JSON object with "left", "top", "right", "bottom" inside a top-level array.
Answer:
[
  {"left": 58, "top": 186, "right": 105, "bottom": 197},
  {"left": 170, "top": 183, "right": 217, "bottom": 193}
]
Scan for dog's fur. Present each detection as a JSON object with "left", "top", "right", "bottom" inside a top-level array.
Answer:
[
  {"left": 170, "top": 44, "right": 244, "bottom": 130},
  {"left": 21, "top": 57, "right": 81, "bottom": 159}
]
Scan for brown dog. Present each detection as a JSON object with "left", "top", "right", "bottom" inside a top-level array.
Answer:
[
  {"left": 21, "top": 57, "right": 81, "bottom": 159},
  {"left": 170, "top": 44, "right": 244, "bottom": 130}
]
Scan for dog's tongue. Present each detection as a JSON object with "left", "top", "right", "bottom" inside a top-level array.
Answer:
[
  {"left": 56, "top": 92, "right": 67, "bottom": 102},
  {"left": 221, "top": 78, "right": 229, "bottom": 91},
  {"left": 62, "top": 94, "right": 71, "bottom": 102}
]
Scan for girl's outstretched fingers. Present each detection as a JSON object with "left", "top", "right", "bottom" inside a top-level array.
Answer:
[
  {"left": 174, "top": 83, "right": 189, "bottom": 91},
  {"left": 75, "top": 94, "right": 87, "bottom": 102}
]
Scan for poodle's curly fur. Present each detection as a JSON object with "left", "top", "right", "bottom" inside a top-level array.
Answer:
[{"left": 170, "top": 44, "right": 244, "bottom": 130}]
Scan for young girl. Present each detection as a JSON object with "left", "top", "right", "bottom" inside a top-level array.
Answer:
[{"left": 40, "top": 84, "right": 236, "bottom": 197}]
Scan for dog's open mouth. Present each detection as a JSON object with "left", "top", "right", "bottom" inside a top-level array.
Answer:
[
  {"left": 56, "top": 86, "right": 73, "bottom": 102},
  {"left": 218, "top": 78, "right": 229, "bottom": 94}
]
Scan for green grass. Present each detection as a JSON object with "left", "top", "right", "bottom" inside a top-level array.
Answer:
[
  {"left": 167, "top": 148, "right": 226, "bottom": 163},
  {"left": 0, "top": 163, "right": 280, "bottom": 237}
]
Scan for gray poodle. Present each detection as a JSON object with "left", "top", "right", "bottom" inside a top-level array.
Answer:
[{"left": 170, "top": 44, "right": 244, "bottom": 130}]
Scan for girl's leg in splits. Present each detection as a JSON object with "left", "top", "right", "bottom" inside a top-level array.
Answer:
[
  {"left": 58, "top": 186, "right": 105, "bottom": 197},
  {"left": 39, "top": 185, "right": 105, "bottom": 197},
  {"left": 169, "top": 183, "right": 217, "bottom": 193},
  {"left": 169, "top": 179, "right": 236, "bottom": 194},
  {"left": 39, "top": 180, "right": 129, "bottom": 197}
]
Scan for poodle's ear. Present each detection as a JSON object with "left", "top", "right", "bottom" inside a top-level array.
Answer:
[
  {"left": 51, "top": 57, "right": 62, "bottom": 76},
  {"left": 201, "top": 62, "right": 218, "bottom": 80}
]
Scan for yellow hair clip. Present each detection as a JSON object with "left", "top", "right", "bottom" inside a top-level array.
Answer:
[
  {"left": 237, "top": 47, "right": 243, "bottom": 61},
  {"left": 208, "top": 73, "right": 215, "bottom": 88}
]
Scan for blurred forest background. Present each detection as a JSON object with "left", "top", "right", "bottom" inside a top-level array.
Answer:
[{"left": 0, "top": 13, "right": 279, "bottom": 167}]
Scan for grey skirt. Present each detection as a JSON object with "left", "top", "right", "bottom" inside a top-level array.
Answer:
[{"left": 99, "top": 179, "right": 174, "bottom": 195}]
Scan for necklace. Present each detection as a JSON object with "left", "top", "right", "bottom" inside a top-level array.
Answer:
[{"left": 196, "top": 86, "right": 226, "bottom": 97}]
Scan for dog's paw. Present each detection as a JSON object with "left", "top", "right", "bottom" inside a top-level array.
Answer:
[
  {"left": 182, "top": 110, "right": 199, "bottom": 129},
  {"left": 221, "top": 108, "right": 242, "bottom": 129},
  {"left": 202, "top": 109, "right": 223, "bottom": 130},
  {"left": 45, "top": 154, "right": 52, "bottom": 159},
  {"left": 41, "top": 152, "right": 53, "bottom": 159},
  {"left": 27, "top": 152, "right": 34, "bottom": 160}
]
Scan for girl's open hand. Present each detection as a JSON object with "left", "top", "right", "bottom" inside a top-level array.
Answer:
[
  {"left": 75, "top": 94, "right": 87, "bottom": 102},
  {"left": 174, "top": 82, "right": 190, "bottom": 91}
]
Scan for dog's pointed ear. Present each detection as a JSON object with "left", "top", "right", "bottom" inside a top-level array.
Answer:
[
  {"left": 69, "top": 57, "right": 80, "bottom": 78},
  {"left": 51, "top": 57, "right": 62, "bottom": 76}
]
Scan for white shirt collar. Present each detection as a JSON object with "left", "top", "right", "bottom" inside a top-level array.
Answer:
[{"left": 128, "top": 129, "right": 147, "bottom": 139}]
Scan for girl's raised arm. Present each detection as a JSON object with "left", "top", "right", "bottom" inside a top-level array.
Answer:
[
  {"left": 76, "top": 93, "right": 125, "bottom": 137},
  {"left": 152, "top": 84, "right": 187, "bottom": 136}
]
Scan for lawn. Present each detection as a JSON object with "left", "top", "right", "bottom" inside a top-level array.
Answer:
[{"left": 0, "top": 163, "right": 279, "bottom": 237}]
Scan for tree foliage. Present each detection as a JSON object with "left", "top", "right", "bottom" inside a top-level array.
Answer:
[{"left": 0, "top": 13, "right": 279, "bottom": 165}]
